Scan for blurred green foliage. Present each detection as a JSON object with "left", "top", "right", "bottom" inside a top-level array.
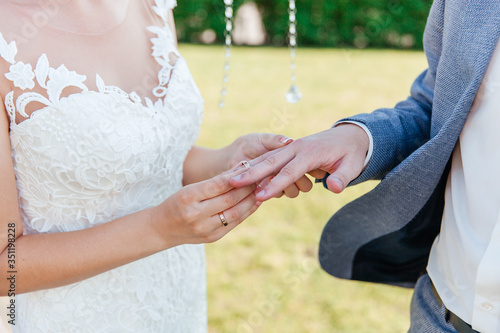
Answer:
[{"left": 174, "top": 0, "right": 433, "bottom": 49}]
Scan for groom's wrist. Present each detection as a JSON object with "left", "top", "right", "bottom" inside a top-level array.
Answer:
[{"left": 334, "top": 121, "right": 373, "bottom": 169}]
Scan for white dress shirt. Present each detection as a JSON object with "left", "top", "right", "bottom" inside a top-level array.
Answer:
[{"left": 427, "top": 40, "right": 500, "bottom": 333}]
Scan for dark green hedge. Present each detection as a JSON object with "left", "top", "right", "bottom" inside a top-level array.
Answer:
[{"left": 174, "top": 0, "right": 433, "bottom": 49}]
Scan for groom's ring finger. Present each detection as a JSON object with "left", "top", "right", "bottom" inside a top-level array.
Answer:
[{"left": 229, "top": 160, "right": 252, "bottom": 173}]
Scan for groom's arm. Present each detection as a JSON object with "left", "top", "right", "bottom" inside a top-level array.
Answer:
[
  {"left": 338, "top": 0, "right": 443, "bottom": 184},
  {"left": 337, "top": 67, "right": 435, "bottom": 185},
  {"left": 230, "top": 67, "right": 435, "bottom": 200}
]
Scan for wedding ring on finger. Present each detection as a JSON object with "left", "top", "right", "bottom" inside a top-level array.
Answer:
[{"left": 218, "top": 211, "right": 228, "bottom": 227}]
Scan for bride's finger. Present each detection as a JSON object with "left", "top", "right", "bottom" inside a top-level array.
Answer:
[
  {"left": 195, "top": 166, "right": 250, "bottom": 200},
  {"left": 200, "top": 184, "right": 256, "bottom": 216}
]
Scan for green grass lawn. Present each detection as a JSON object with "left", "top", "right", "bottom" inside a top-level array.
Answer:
[{"left": 180, "top": 44, "right": 428, "bottom": 333}]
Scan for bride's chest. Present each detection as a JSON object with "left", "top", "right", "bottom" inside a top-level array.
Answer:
[{"left": 9, "top": 76, "right": 203, "bottom": 183}]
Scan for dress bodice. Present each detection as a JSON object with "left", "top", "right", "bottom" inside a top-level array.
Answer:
[{"left": 8, "top": 57, "right": 203, "bottom": 235}]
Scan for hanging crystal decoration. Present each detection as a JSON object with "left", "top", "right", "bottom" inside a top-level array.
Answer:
[
  {"left": 286, "top": 0, "right": 302, "bottom": 104},
  {"left": 219, "top": 0, "right": 302, "bottom": 107},
  {"left": 219, "top": 0, "right": 234, "bottom": 108}
]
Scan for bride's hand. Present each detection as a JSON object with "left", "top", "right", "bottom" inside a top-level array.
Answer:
[
  {"left": 152, "top": 166, "right": 259, "bottom": 247},
  {"left": 225, "top": 133, "right": 313, "bottom": 198}
]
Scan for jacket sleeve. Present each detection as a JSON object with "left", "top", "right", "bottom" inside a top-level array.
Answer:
[{"left": 343, "top": 0, "right": 445, "bottom": 185}]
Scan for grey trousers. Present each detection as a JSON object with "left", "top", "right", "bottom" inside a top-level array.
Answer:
[{"left": 408, "top": 274, "right": 457, "bottom": 333}]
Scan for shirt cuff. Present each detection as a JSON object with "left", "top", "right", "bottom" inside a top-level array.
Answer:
[{"left": 334, "top": 121, "right": 373, "bottom": 169}]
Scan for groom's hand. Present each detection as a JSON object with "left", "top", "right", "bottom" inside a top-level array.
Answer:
[{"left": 229, "top": 124, "right": 370, "bottom": 201}]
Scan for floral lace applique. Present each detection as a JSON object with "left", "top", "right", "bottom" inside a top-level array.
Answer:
[{"left": 152, "top": 0, "right": 177, "bottom": 23}]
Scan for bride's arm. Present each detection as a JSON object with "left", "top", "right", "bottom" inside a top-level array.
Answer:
[
  {"left": 183, "top": 146, "right": 232, "bottom": 185},
  {"left": 0, "top": 102, "right": 259, "bottom": 295}
]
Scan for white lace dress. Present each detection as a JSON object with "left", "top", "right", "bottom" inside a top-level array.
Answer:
[{"left": 0, "top": 1, "right": 206, "bottom": 332}]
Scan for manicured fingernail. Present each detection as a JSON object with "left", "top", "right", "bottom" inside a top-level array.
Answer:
[
  {"left": 231, "top": 174, "right": 242, "bottom": 181},
  {"left": 257, "top": 190, "right": 266, "bottom": 197},
  {"left": 280, "top": 137, "right": 294, "bottom": 144}
]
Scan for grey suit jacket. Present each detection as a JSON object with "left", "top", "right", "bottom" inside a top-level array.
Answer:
[{"left": 319, "top": 0, "right": 500, "bottom": 287}]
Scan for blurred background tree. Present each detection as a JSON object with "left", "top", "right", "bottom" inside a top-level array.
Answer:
[{"left": 174, "top": 0, "right": 433, "bottom": 49}]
